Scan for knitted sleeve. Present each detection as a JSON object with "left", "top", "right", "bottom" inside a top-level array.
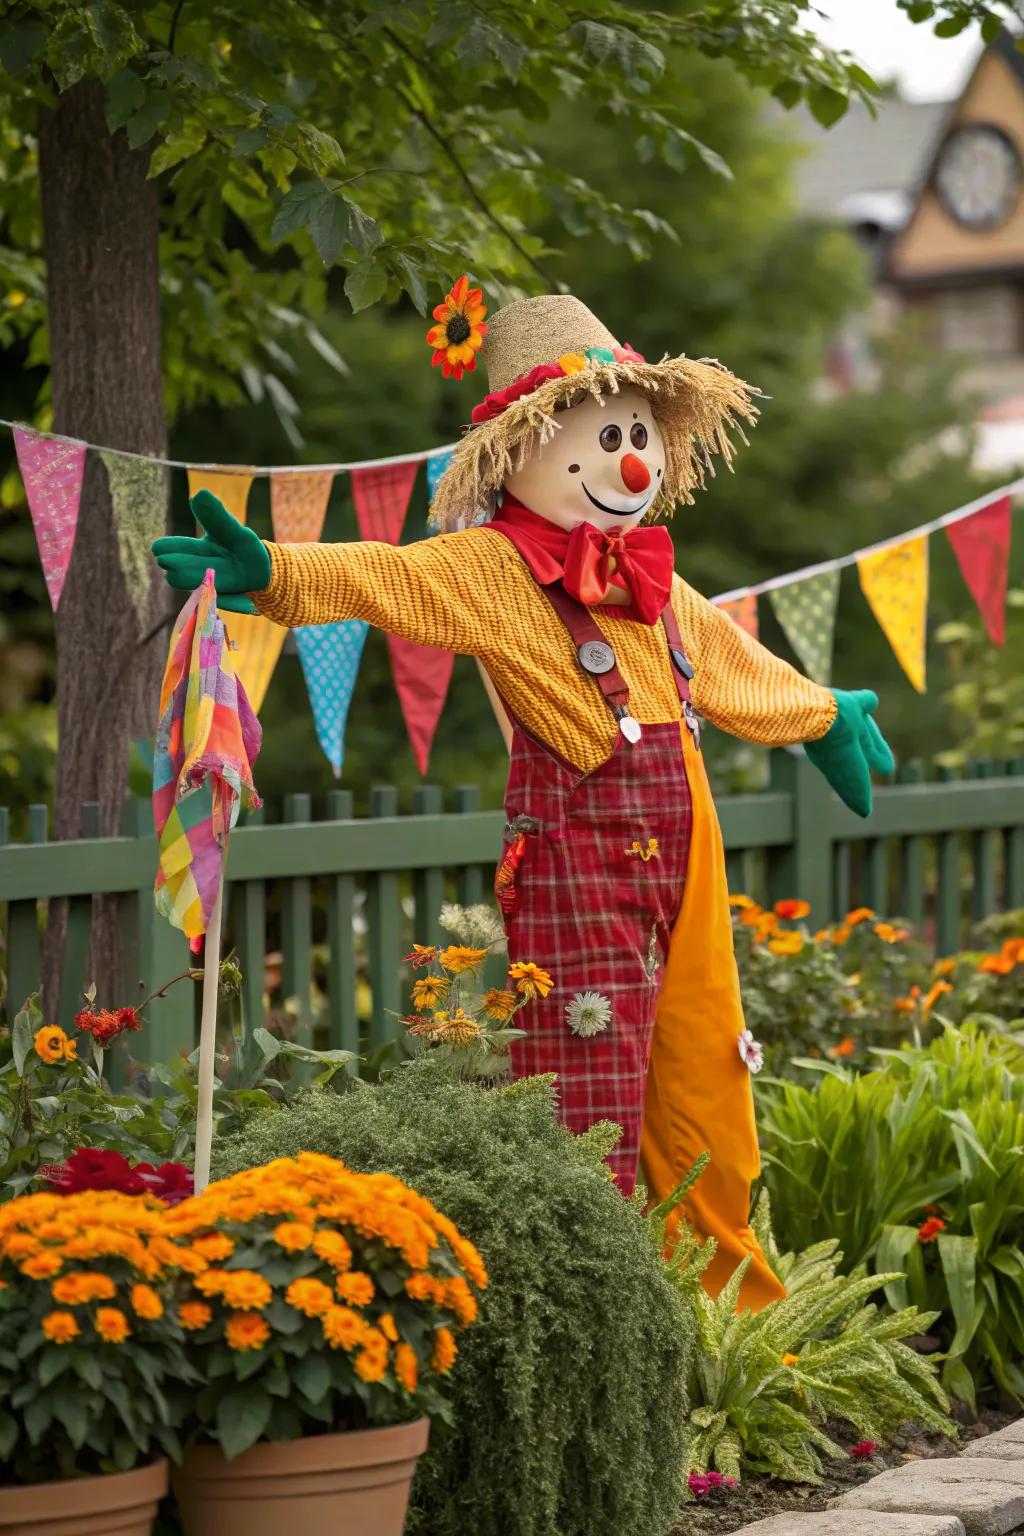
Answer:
[
  {"left": 673, "top": 578, "right": 837, "bottom": 746},
  {"left": 252, "top": 533, "right": 489, "bottom": 654}
]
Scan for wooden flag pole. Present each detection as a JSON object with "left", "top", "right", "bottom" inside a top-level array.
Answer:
[{"left": 193, "top": 865, "right": 226, "bottom": 1195}]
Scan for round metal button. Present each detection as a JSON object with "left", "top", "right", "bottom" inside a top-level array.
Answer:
[
  {"left": 578, "top": 640, "right": 616, "bottom": 675},
  {"left": 671, "top": 648, "right": 695, "bottom": 680},
  {"left": 619, "top": 715, "right": 642, "bottom": 745}
]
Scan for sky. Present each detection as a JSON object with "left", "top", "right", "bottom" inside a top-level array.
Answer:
[{"left": 805, "top": 1, "right": 983, "bottom": 102}]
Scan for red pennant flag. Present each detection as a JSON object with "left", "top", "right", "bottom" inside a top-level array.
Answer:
[
  {"left": 386, "top": 635, "right": 455, "bottom": 775},
  {"left": 945, "top": 496, "right": 1012, "bottom": 646},
  {"left": 718, "top": 590, "right": 759, "bottom": 639},
  {"left": 350, "top": 461, "right": 419, "bottom": 543}
]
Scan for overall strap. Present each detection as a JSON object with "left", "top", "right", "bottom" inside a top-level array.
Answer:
[
  {"left": 543, "top": 581, "right": 642, "bottom": 743},
  {"left": 660, "top": 599, "right": 701, "bottom": 750}
]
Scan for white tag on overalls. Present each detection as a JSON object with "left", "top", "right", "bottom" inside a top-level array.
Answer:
[{"left": 619, "top": 715, "right": 642, "bottom": 744}]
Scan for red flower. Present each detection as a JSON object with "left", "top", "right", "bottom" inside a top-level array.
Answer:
[
  {"left": 45, "top": 1148, "right": 146, "bottom": 1195},
  {"left": 850, "top": 1441, "right": 878, "bottom": 1459},
  {"left": 688, "top": 1474, "right": 710, "bottom": 1498},
  {"left": 135, "top": 1162, "right": 194, "bottom": 1206},
  {"left": 73, "top": 1007, "right": 140, "bottom": 1046},
  {"left": 918, "top": 1217, "right": 946, "bottom": 1244}
]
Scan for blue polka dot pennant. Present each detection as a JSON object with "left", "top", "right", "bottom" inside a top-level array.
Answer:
[
  {"left": 426, "top": 449, "right": 453, "bottom": 504},
  {"left": 293, "top": 619, "right": 369, "bottom": 777}
]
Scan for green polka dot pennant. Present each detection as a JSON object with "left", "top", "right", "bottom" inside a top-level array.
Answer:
[
  {"left": 769, "top": 568, "right": 840, "bottom": 685},
  {"left": 101, "top": 452, "right": 168, "bottom": 627}
]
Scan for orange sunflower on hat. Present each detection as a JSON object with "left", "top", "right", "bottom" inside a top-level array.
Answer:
[{"left": 427, "top": 276, "right": 488, "bottom": 380}]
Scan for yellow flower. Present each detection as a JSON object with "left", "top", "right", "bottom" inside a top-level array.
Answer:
[
  {"left": 395, "top": 1341, "right": 418, "bottom": 1393},
  {"left": 439, "top": 945, "right": 489, "bottom": 974},
  {"left": 130, "top": 1283, "right": 163, "bottom": 1320},
  {"left": 768, "top": 931, "right": 804, "bottom": 957},
  {"left": 197, "top": 1269, "right": 272, "bottom": 1311},
  {"left": 729, "top": 894, "right": 757, "bottom": 911},
  {"left": 933, "top": 957, "right": 957, "bottom": 977},
  {"left": 273, "top": 1221, "right": 313, "bottom": 1251},
  {"left": 178, "top": 1301, "right": 212, "bottom": 1331},
  {"left": 33, "top": 1026, "right": 71, "bottom": 1064},
  {"left": 21, "top": 1251, "right": 63, "bottom": 1279},
  {"left": 782, "top": 1352, "right": 799, "bottom": 1367},
  {"left": 42, "top": 1310, "right": 79, "bottom": 1344},
  {"left": 312, "top": 1230, "right": 352, "bottom": 1271},
  {"left": 95, "top": 1307, "right": 131, "bottom": 1343},
  {"left": 426, "top": 275, "right": 488, "bottom": 380},
  {"left": 379, "top": 1312, "right": 399, "bottom": 1343},
  {"left": 321, "top": 1304, "right": 367, "bottom": 1351},
  {"left": 439, "top": 1009, "right": 481, "bottom": 1046},
  {"left": 285, "top": 1277, "right": 335, "bottom": 1317},
  {"left": 922, "top": 981, "right": 953, "bottom": 1014},
  {"left": 845, "top": 907, "right": 875, "bottom": 926},
  {"left": 354, "top": 1327, "right": 390, "bottom": 1382},
  {"left": 412, "top": 975, "right": 448, "bottom": 1010},
  {"left": 483, "top": 988, "right": 517, "bottom": 1022},
  {"left": 432, "top": 1327, "right": 458, "bottom": 1373},
  {"left": 336, "top": 1271, "right": 374, "bottom": 1306},
  {"left": 508, "top": 962, "right": 553, "bottom": 1000},
  {"left": 556, "top": 352, "right": 587, "bottom": 375},
  {"left": 5, "top": 290, "right": 26, "bottom": 307},
  {"left": 874, "top": 923, "right": 909, "bottom": 944},
  {"left": 226, "top": 1313, "right": 270, "bottom": 1352},
  {"left": 191, "top": 1232, "right": 234, "bottom": 1262},
  {"left": 51, "top": 1271, "right": 116, "bottom": 1305}
]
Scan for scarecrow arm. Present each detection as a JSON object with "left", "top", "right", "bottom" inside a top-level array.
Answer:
[{"left": 804, "top": 690, "right": 894, "bottom": 818}]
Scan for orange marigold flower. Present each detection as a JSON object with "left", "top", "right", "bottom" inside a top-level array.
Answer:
[
  {"left": 768, "top": 931, "right": 804, "bottom": 957},
  {"left": 918, "top": 1217, "right": 946, "bottom": 1244},
  {"left": 95, "top": 1306, "right": 131, "bottom": 1343},
  {"left": 894, "top": 996, "right": 917, "bottom": 1014},
  {"left": 203, "top": 1270, "right": 272, "bottom": 1311},
  {"left": 41, "top": 1310, "right": 80, "bottom": 1344},
  {"left": 774, "top": 899, "right": 810, "bottom": 920},
  {"left": 444, "top": 1276, "right": 478, "bottom": 1325},
  {"left": 33, "top": 1025, "right": 71, "bottom": 1064},
  {"left": 312, "top": 1230, "right": 353, "bottom": 1271},
  {"left": 439, "top": 1009, "right": 481, "bottom": 1046},
  {"left": 51, "top": 1271, "right": 116, "bottom": 1305},
  {"left": 354, "top": 1326, "right": 390, "bottom": 1382},
  {"left": 379, "top": 1312, "right": 399, "bottom": 1343},
  {"left": 336, "top": 1271, "right": 374, "bottom": 1306},
  {"left": 508, "top": 961, "right": 553, "bottom": 1000},
  {"left": 130, "top": 1283, "right": 163, "bottom": 1320},
  {"left": 4, "top": 1233, "right": 39, "bottom": 1260},
  {"left": 191, "top": 1232, "right": 234, "bottom": 1262},
  {"left": 273, "top": 1221, "right": 313, "bottom": 1251},
  {"left": 729, "top": 895, "right": 757, "bottom": 911},
  {"left": 845, "top": 907, "right": 875, "bottom": 927},
  {"left": 980, "top": 952, "right": 1016, "bottom": 975},
  {"left": 483, "top": 988, "right": 517, "bottom": 1022},
  {"left": 432, "top": 1327, "right": 458, "bottom": 1374},
  {"left": 395, "top": 1341, "right": 418, "bottom": 1393},
  {"left": 178, "top": 1301, "right": 212, "bottom": 1331},
  {"left": 874, "top": 923, "right": 909, "bottom": 944},
  {"left": 832, "top": 925, "right": 851, "bottom": 946},
  {"left": 739, "top": 905, "right": 765, "bottom": 927},
  {"left": 286, "top": 1277, "right": 335, "bottom": 1317},
  {"left": 322, "top": 1304, "right": 367, "bottom": 1351},
  {"left": 426, "top": 275, "right": 488, "bottom": 381},
  {"left": 782, "top": 1352, "right": 800, "bottom": 1367},
  {"left": 412, "top": 975, "right": 448, "bottom": 1010},
  {"left": 827, "top": 1036, "right": 856, "bottom": 1059},
  {"left": 226, "top": 1313, "right": 270, "bottom": 1352},
  {"left": 21, "top": 1251, "right": 63, "bottom": 1279},
  {"left": 922, "top": 981, "right": 953, "bottom": 1014},
  {"left": 933, "top": 957, "right": 957, "bottom": 977},
  {"left": 812, "top": 928, "right": 832, "bottom": 944},
  {"left": 405, "top": 1273, "right": 441, "bottom": 1303},
  {"left": 439, "top": 945, "right": 489, "bottom": 974}
]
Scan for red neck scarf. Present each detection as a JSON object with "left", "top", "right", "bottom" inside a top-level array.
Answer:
[{"left": 490, "top": 496, "right": 674, "bottom": 627}]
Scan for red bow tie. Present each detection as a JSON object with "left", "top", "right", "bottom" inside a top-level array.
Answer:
[{"left": 492, "top": 497, "right": 674, "bottom": 627}]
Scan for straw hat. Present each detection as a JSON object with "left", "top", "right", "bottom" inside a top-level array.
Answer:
[{"left": 428, "top": 290, "right": 760, "bottom": 531}]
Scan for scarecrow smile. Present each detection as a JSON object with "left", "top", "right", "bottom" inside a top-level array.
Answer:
[{"left": 581, "top": 482, "right": 653, "bottom": 518}]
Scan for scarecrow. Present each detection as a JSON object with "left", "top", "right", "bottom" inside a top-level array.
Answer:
[{"left": 154, "top": 282, "right": 893, "bottom": 1309}]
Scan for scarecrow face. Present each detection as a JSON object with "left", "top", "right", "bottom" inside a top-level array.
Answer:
[{"left": 503, "top": 387, "right": 666, "bottom": 533}]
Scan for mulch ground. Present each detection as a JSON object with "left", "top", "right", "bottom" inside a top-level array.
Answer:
[{"left": 669, "top": 1408, "right": 1017, "bottom": 1535}]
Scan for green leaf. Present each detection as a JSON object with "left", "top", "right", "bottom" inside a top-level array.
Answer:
[
  {"left": 344, "top": 261, "right": 388, "bottom": 314},
  {"left": 38, "top": 1345, "right": 72, "bottom": 1388},
  {"left": 12, "top": 1005, "right": 35, "bottom": 1077},
  {"left": 938, "top": 1233, "right": 979, "bottom": 1355},
  {"left": 51, "top": 1385, "right": 89, "bottom": 1448},
  {"left": 807, "top": 86, "right": 848, "bottom": 129},
  {"left": 344, "top": 198, "right": 382, "bottom": 255},
  {"left": 0, "top": 18, "right": 47, "bottom": 75},
  {"left": 148, "top": 122, "right": 207, "bottom": 178},
  {"left": 903, "top": 2, "right": 935, "bottom": 19},
  {"left": 292, "top": 1353, "right": 330, "bottom": 1405},
  {"left": 126, "top": 92, "right": 170, "bottom": 151},
  {"left": 934, "top": 16, "right": 970, "bottom": 37},
  {"left": 270, "top": 181, "right": 325, "bottom": 244},
  {"left": 307, "top": 192, "right": 348, "bottom": 267},
  {"left": 234, "top": 126, "right": 269, "bottom": 156},
  {"left": 216, "top": 1387, "right": 272, "bottom": 1459},
  {"left": 981, "top": 14, "right": 1003, "bottom": 45},
  {"left": 772, "top": 80, "right": 803, "bottom": 111},
  {"left": 0, "top": 1411, "right": 17, "bottom": 1460}
]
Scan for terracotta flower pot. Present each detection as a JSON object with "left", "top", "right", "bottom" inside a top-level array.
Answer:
[
  {"left": 173, "top": 1419, "right": 430, "bottom": 1536},
  {"left": 0, "top": 1458, "right": 168, "bottom": 1536}
]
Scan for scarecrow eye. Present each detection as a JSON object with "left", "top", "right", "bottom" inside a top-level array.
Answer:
[
  {"left": 599, "top": 424, "right": 622, "bottom": 453},
  {"left": 630, "top": 423, "right": 648, "bottom": 450}
]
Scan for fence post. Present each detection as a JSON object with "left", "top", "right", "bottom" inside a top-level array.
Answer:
[
  {"left": 6, "top": 805, "right": 48, "bottom": 1025},
  {"left": 121, "top": 798, "right": 194, "bottom": 1075},
  {"left": 281, "top": 793, "right": 313, "bottom": 1049},
  {"left": 898, "top": 760, "right": 926, "bottom": 929},
  {"left": 325, "top": 789, "right": 359, "bottom": 1063},
  {"left": 969, "top": 759, "right": 999, "bottom": 924},
  {"left": 365, "top": 786, "right": 402, "bottom": 1050},
  {"left": 765, "top": 751, "right": 833, "bottom": 924},
  {"left": 1007, "top": 756, "right": 1024, "bottom": 912},
  {"left": 453, "top": 785, "right": 485, "bottom": 906},
  {"left": 935, "top": 765, "right": 962, "bottom": 956}
]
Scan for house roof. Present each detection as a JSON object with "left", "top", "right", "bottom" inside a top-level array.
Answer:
[{"left": 791, "top": 96, "right": 953, "bottom": 229}]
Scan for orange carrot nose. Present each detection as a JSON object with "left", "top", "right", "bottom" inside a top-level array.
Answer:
[{"left": 620, "top": 453, "right": 650, "bottom": 493}]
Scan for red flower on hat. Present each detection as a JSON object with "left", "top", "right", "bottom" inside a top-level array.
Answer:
[{"left": 426, "top": 275, "right": 488, "bottom": 380}]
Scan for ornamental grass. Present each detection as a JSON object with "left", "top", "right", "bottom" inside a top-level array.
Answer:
[
  {"left": 0, "top": 1188, "right": 195, "bottom": 1485},
  {"left": 163, "top": 1151, "right": 487, "bottom": 1459}
]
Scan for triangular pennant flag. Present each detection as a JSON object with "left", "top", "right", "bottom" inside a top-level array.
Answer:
[
  {"left": 271, "top": 470, "right": 334, "bottom": 544},
  {"left": 187, "top": 468, "right": 286, "bottom": 711},
  {"left": 350, "top": 461, "right": 419, "bottom": 544},
  {"left": 946, "top": 496, "right": 1011, "bottom": 646},
  {"left": 426, "top": 449, "right": 453, "bottom": 502},
  {"left": 102, "top": 452, "right": 167, "bottom": 626},
  {"left": 717, "top": 590, "right": 759, "bottom": 640},
  {"left": 768, "top": 568, "right": 840, "bottom": 685},
  {"left": 294, "top": 620, "right": 369, "bottom": 776},
  {"left": 387, "top": 634, "right": 455, "bottom": 775},
  {"left": 14, "top": 427, "right": 86, "bottom": 609},
  {"left": 857, "top": 534, "right": 929, "bottom": 693}
]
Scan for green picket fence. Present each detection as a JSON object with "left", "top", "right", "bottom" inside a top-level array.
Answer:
[{"left": 1, "top": 750, "right": 1022, "bottom": 1065}]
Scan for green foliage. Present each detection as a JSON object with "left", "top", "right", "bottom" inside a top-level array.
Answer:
[
  {"left": 759, "top": 1023, "right": 1024, "bottom": 1405},
  {"left": 212, "top": 1062, "right": 691, "bottom": 1536},
  {"left": 934, "top": 591, "right": 1024, "bottom": 768}
]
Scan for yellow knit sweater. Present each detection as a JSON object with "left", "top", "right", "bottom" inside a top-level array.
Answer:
[{"left": 255, "top": 529, "right": 836, "bottom": 774}]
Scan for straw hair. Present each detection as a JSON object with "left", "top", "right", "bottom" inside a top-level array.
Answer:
[{"left": 430, "top": 294, "right": 760, "bottom": 530}]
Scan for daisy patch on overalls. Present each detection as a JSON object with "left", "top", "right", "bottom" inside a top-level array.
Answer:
[
  {"left": 626, "top": 836, "right": 660, "bottom": 862},
  {"left": 565, "top": 992, "right": 612, "bottom": 1037},
  {"left": 738, "top": 1029, "right": 765, "bottom": 1074}
]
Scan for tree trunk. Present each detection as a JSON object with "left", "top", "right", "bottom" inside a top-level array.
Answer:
[{"left": 38, "top": 79, "right": 169, "bottom": 1014}]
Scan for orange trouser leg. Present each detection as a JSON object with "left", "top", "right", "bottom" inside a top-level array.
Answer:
[{"left": 640, "top": 728, "right": 785, "bottom": 1313}]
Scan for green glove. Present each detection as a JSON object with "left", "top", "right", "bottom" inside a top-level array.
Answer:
[
  {"left": 804, "top": 689, "right": 894, "bottom": 818},
  {"left": 152, "top": 489, "right": 271, "bottom": 614}
]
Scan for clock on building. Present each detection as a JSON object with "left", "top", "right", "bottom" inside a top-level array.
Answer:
[{"left": 934, "top": 123, "right": 1022, "bottom": 231}]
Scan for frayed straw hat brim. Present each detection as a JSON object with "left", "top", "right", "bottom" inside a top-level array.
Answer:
[{"left": 429, "top": 353, "right": 760, "bottom": 531}]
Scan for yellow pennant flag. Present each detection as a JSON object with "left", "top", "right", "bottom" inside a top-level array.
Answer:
[
  {"left": 186, "top": 468, "right": 286, "bottom": 712},
  {"left": 857, "top": 534, "right": 929, "bottom": 693}
]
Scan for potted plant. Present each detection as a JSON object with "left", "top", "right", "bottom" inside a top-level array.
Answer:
[
  {"left": 0, "top": 1185, "right": 196, "bottom": 1535},
  {"left": 165, "top": 1151, "right": 487, "bottom": 1536}
]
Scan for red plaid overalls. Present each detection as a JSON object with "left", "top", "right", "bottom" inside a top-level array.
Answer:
[{"left": 496, "top": 581, "right": 697, "bottom": 1192}]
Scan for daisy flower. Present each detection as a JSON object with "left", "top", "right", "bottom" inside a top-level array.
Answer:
[
  {"left": 565, "top": 992, "right": 611, "bottom": 1038},
  {"left": 737, "top": 1029, "right": 764, "bottom": 1074}
]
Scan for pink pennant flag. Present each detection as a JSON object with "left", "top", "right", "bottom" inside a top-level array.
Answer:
[
  {"left": 14, "top": 427, "right": 87, "bottom": 610},
  {"left": 271, "top": 470, "right": 334, "bottom": 544},
  {"left": 717, "top": 590, "right": 759, "bottom": 640},
  {"left": 945, "top": 496, "right": 1012, "bottom": 646},
  {"left": 386, "top": 634, "right": 454, "bottom": 775},
  {"left": 350, "top": 461, "right": 419, "bottom": 544}
]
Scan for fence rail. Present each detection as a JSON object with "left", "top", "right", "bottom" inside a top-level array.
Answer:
[{"left": 2, "top": 750, "right": 1022, "bottom": 1065}]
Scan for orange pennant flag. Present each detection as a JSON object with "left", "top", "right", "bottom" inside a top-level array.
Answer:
[
  {"left": 270, "top": 470, "right": 334, "bottom": 544},
  {"left": 718, "top": 590, "right": 759, "bottom": 640},
  {"left": 857, "top": 534, "right": 929, "bottom": 693},
  {"left": 186, "top": 468, "right": 286, "bottom": 712}
]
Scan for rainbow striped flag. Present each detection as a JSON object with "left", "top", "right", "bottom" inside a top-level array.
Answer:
[{"left": 153, "top": 570, "right": 262, "bottom": 937}]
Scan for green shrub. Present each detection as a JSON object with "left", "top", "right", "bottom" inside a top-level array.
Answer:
[
  {"left": 759, "top": 1023, "right": 1024, "bottom": 1405},
  {"left": 213, "top": 1062, "right": 691, "bottom": 1536}
]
